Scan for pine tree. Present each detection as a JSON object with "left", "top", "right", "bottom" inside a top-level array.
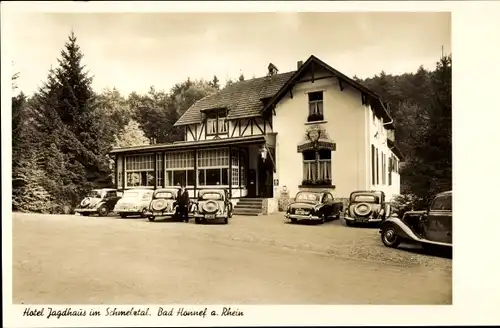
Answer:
[
  {"left": 56, "top": 32, "right": 112, "bottom": 188},
  {"left": 209, "top": 75, "right": 220, "bottom": 90}
]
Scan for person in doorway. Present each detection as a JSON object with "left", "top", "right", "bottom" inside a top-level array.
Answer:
[{"left": 177, "top": 184, "right": 190, "bottom": 223}]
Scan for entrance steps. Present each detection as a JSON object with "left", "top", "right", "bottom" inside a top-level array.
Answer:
[{"left": 233, "top": 198, "right": 264, "bottom": 216}]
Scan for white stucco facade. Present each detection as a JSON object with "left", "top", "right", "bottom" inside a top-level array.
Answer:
[{"left": 272, "top": 71, "right": 401, "bottom": 200}]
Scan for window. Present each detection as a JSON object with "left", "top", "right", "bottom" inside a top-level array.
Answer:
[
  {"left": 231, "top": 149, "right": 239, "bottom": 186},
  {"left": 302, "top": 149, "right": 332, "bottom": 185},
  {"left": 430, "top": 194, "right": 452, "bottom": 211},
  {"left": 376, "top": 148, "right": 380, "bottom": 185},
  {"left": 155, "top": 191, "right": 175, "bottom": 199},
  {"left": 218, "top": 117, "right": 228, "bottom": 134},
  {"left": 239, "top": 149, "right": 247, "bottom": 187},
  {"left": 117, "top": 156, "right": 123, "bottom": 189},
  {"left": 125, "top": 154, "right": 155, "bottom": 187},
  {"left": 197, "top": 148, "right": 230, "bottom": 186},
  {"left": 296, "top": 192, "right": 321, "bottom": 202},
  {"left": 323, "top": 193, "right": 334, "bottom": 203},
  {"left": 207, "top": 118, "right": 217, "bottom": 135},
  {"left": 156, "top": 154, "right": 164, "bottom": 188},
  {"left": 388, "top": 157, "right": 392, "bottom": 186},
  {"left": 354, "top": 195, "right": 378, "bottom": 203},
  {"left": 165, "top": 151, "right": 195, "bottom": 187},
  {"left": 206, "top": 113, "right": 228, "bottom": 135},
  {"left": 308, "top": 91, "right": 324, "bottom": 122},
  {"left": 371, "top": 145, "right": 375, "bottom": 185},
  {"left": 105, "top": 191, "right": 117, "bottom": 198},
  {"left": 382, "top": 153, "right": 386, "bottom": 185},
  {"left": 200, "top": 192, "right": 223, "bottom": 201}
]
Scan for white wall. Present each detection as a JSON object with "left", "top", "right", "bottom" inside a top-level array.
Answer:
[
  {"left": 368, "top": 113, "right": 401, "bottom": 200},
  {"left": 273, "top": 75, "right": 369, "bottom": 199}
]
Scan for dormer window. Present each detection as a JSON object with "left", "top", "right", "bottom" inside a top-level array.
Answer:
[
  {"left": 308, "top": 91, "right": 324, "bottom": 122},
  {"left": 206, "top": 111, "right": 228, "bottom": 136}
]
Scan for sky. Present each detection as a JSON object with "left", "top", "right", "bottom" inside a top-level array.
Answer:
[{"left": 8, "top": 11, "right": 451, "bottom": 96}]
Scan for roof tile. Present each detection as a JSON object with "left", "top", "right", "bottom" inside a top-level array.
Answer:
[{"left": 175, "top": 71, "right": 295, "bottom": 126}]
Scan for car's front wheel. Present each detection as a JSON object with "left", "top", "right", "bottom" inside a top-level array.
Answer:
[
  {"left": 148, "top": 216, "right": 155, "bottom": 222},
  {"left": 345, "top": 219, "right": 353, "bottom": 227},
  {"left": 381, "top": 226, "right": 401, "bottom": 248},
  {"left": 223, "top": 216, "right": 228, "bottom": 224},
  {"left": 81, "top": 212, "right": 90, "bottom": 217},
  {"left": 98, "top": 205, "right": 109, "bottom": 217},
  {"left": 119, "top": 214, "right": 127, "bottom": 219}
]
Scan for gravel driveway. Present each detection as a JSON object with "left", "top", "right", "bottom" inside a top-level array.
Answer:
[{"left": 12, "top": 212, "right": 452, "bottom": 304}]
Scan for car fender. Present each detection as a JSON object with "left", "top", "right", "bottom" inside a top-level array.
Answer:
[
  {"left": 95, "top": 201, "right": 107, "bottom": 209},
  {"left": 380, "top": 217, "right": 424, "bottom": 242}
]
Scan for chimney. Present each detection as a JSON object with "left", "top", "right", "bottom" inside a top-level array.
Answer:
[
  {"left": 267, "top": 63, "right": 278, "bottom": 76},
  {"left": 297, "top": 60, "right": 303, "bottom": 69}
]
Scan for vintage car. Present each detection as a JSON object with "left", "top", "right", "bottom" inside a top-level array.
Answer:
[
  {"left": 193, "top": 189, "right": 233, "bottom": 224},
  {"left": 146, "top": 188, "right": 197, "bottom": 222},
  {"left": 344, "top": 190, "right": 390, "bottom": 226},
  {"left": 113, "top": 189, "right": 154, "bottom": 218},
  {"left": 380, "top": 191, "right": 452, "bottom": 250},
  {"left": 284, "top": 190, "right": 344, "bottom": 224},
  {"left": 75, "top": 188, "right": 122, "bottom": 217}
]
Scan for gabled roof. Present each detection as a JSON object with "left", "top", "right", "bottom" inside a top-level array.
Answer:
[
  {"left": 174, "top": 55, "right": 394, "bottom": 128},
  {"left": 174, "top": 71, "right": 295, "bottom": 126},
  {"left": 261, "top": 55, "right": 394, "bottom": 128}
]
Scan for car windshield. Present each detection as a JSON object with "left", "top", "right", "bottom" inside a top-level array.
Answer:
[
  {"left": 352, "top": 195, "right": 379, "bottom": 203},
  {"left": 155, "top": 191, "right": 175, "bottom": 199},
  {"left": 201, "top": 192, "right": 223, "bottom": 201},
  {"left": 122, "top": 191, "right": 140, "bottom": 199},
  {"left": 295, "top": 192, "right": 320, "bottom": 202},
  {"left": 87, "top": 190, "right": 102, "bottom": 198}
]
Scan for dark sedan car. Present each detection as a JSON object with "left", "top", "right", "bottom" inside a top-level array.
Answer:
[
  {"left": 380, "top": 191, "right": 452, "bottom": 250},
  {"left": 344, "top": 190, "right": 390, "bottom": 226},
  {"left": 74, "top": 188, "right": 122, "bottom": 217},
  {"left": 285, "top": 190, "right": 344, "bottom": 224}
]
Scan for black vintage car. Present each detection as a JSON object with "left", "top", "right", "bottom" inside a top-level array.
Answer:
[
  {"left": 380, "top": 191, "right": 452, "bottom": 250},
  {"left": 344, "top": 190, "right": 390, "bottom": 226},
  {"left": 146, "top": 188, "right": 183, "bottom": 222},
  {"left": 74, "top": 188, "right": 122, "bottom": 217},
  {"left": 285, "top": 190, "right": 344, "bottom": 224},
  {"left": 193, "top": 189, "right": 233, "bottom": 224}
]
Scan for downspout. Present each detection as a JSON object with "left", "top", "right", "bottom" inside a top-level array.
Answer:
[{"left": 381, "top": 101, "right": 394, "bottom": 126}]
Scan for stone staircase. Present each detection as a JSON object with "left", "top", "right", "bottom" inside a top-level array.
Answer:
[{"left": 232, "top": 198, "right": 264, "bottom": 216}]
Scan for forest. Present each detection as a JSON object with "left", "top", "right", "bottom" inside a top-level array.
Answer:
[{"left": 11, "top": 33, "right": 451, "bottom": 213}]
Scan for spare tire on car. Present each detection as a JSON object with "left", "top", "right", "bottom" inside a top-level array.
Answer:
[
  {"left": 80, "top": 197, "right": 91, "bottom": 207},
  {"left": 202, "top": 200, "right": 218, "bottom": 214},
  {"left": 151, "top": 199, "right": 168, "bottom": 212},
  {"left": 353, "top": 203, "right": 372, "bottom": 217}
]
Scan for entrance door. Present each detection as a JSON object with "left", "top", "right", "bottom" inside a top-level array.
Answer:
[
  {"left": 247, "top": 169, "right": 257, "bottom": 197},
  {"left": 258, "top": 155, "right": 274, "bottom": 198}
]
